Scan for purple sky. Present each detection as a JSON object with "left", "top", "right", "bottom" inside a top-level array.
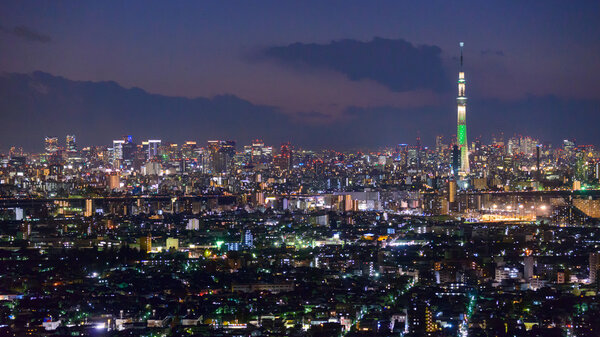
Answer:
[{"left": 1, "top": 1, "right": 599, "bottom": 149}]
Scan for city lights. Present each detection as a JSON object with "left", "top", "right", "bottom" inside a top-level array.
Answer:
[{"left": 0, "top": 2, "right": 598, "bottom": 336}]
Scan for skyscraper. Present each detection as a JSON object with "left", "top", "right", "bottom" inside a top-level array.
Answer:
[
  {"left": 524, "top": 255, "right": 534, "bottom": 280},
  {"left": 590, "top": 252, "right": 600, "bottom": 286},
  {"left": 207, "top": 140, "right": 236, "bottom": 173},
  {"left": 121, "top": 136, "right": 136, "bottom": 167},
  {"left": 435, "top": 135, "right": 444, "bottom": 153},
  {"left": 244, "top": 140, "right": 273, "bottom": 164},
  {"left": 274, "top": 142, "right": 293, "bottom": 170},
  {"left": 146, "top": 140, "right": 162, "bottom": 160},
  {"left": 44, "top": 136, "right": 59, "bottom": 154},
  {"left": 457, "top": 42, "right": 469, "bottom": 174},
  {"left": 112, "top": 139, "right": 125, "bottom": 165},
  {"left": 66, "top": 135, "right": 77, "bottom": 153},
  {"left": 451, "top": 145, "right": 460, "bottom": 177}
]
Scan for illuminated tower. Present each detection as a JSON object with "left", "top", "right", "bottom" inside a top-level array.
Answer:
[{"left": 457, "top": 42, "right": 469, "bottom": 174}]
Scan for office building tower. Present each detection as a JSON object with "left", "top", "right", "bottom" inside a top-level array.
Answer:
[
  {"left": 108, "top": 172, "right": 120, "bottom": 190},
  {"left": 457, "top": 42, "right": 469, "bottom": 174},
  {"left": 451, "top": 145, "right": 460, "bottom": 177},
  {"left": 563, "top": 139, "right": 575, "bottom": 152},
  {"left": 536, "top": 144, "right": 541, "bottom": 181},
  {"left": 121, "top": 136, "right": 136, "bottom": 166},
  {"left": 274, "top": 143, "right": 293, "bottom": 170},
  {"left": 207, "top": 140, "right": 236, "bottom": 173},
  {"left": 524, "top": 256, "right": 534, "bottom": 280},
  {"left": 66, "top": 135, "right": 77, "bottom": 153},
  {"left": 243, "top": 139, "right": 273, "bottom": 164},
  {"left": 181, "top": 141, "right": 197, "bottom": 159},
  {"left": 146, "top": 140, "right": 162, "bottom": 160},
  {"left": 415, "top": 136, "right": 422, "bottom": 172},
  {"left": 112, "top": 139, "right": 125, "bottom": 164},
  {"left": 244, "top": 230, "right": 254, "bottom": 248},
  {"left": 84, "top": 199, "right": 93, "bottom": 217},
  {"left": 448, "top": 180, "right": 457, "bottom": 204},
  {"left": 590, "top": 253, "right": 600, "bottom": 285},
  {"left": 44, "top": 136, "right": 59, "bottom": 154},
  {"left": 435, "top": 135, "right": 444, "bottom": 153},
  {"left": 138, "top": 235, "right": 152, "bottom": 253},
  {"left": 396, "top": 144, "right": 408, "bottom": 168}
]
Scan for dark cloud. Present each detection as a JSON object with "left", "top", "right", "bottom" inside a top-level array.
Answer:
[
  {"left": 0, "top": 72, "right": 598, "bottom": 151},
  {"left": 481, "top": 49, "right": 504, "bottom": 56},
  {"left": 260, "top": 37, "right": 450, "bottom": 93},
  {"left": 293, "top": 110, "right": 334, "bottom": 123},
  {"left": 0, "top": 25, "right": 51, "bottom": 43},
  {"left": 0, "top": 72, "right": 286, "bottom": 151}
]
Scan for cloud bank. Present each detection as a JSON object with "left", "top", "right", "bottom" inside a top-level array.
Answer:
[
  {"left": 0, "top": 71, "right": 598, "bottom": 152},
  {"left": 261, "top": 37, "right": 449, "bottom": 93},
  {"left": 0, "top": 25, "right": 51, "bottom": 43}
]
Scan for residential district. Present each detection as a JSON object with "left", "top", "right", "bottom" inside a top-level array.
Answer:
[{"left": 1, "top": 135, "right": 600, "bottom": 336}]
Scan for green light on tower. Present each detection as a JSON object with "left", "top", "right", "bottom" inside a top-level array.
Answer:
[{"left": 458, "top": 125, "right": 467, "bottom": 145}]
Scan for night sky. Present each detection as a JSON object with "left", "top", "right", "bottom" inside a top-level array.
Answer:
[{"left": 1, "top": 1, "right": 599, "bottom": 151}]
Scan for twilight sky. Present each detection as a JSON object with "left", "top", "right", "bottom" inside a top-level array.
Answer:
[{"left": 1, "top": 1, "right": 599, "bottom": 150}]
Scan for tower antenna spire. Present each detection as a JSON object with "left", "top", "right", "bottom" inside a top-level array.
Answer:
[{"left": 459, "top": 42, "right": 464, "bottom": 69}]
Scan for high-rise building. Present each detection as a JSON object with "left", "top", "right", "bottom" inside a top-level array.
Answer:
[
  {"left": 590, "top": 252, "right": 600, "bottom": 285},
  {"left": 563, "top": 139, "right": 575, "bottom": 152},
  {"left": 415, "top": 136, "right": 422, "bottom": 172},
  {"left": 138, "top": 235, "right": 152, "bottom": 253},
  {"left": 181, "top": 141, "right": 197, "bottom": 159},
  {"left": 274, "top": 143, "right": 293, "bottom": 170},
  {"left": 108, "top": 172, "right": 120, "bottom": 190},
  {"left": 207, "top": 140, "right": 236, "bottom": 173},
  {"left": 451, "top": 145, "right": 460, "bottom": 177},
  {"left": 524, "top": 256, "right": 534, "bottom": 280},
  {"left": 244, "top": 230, "right": 254, "bottom": 248},
  {"left": 120, "top": 136, "right": 136, "bottom": 167},
  {"left": 66, "top": 135, "right": 77, "bottom": 153},
  {"left": 536, "top": 144, "right": 542, "bottom": 181},
  {"left": 146, "top": 140, "right": 162, "bottom": 160},
  {"left": 448, "top": 180, "right": 457, "bottom": 203},
  {"left": 396, "top": 144, "right": 408, "bottom": 168},
  {"left": 457, "top": 42, "right": 469, "bottom": 174},
  {"left": 435, "top": 135, "right": 444, "bottom": 153},
  {"left": 408, "top": 296, "right": 438, "bottom": 334},
  {"left": 44, "top": 136, "right": 59, "bottom": 154},
  {"left": 112, "top": 139, "right": 125, "bottom": 163},
  {"left": 84, "top": 199, "right": 93, "bottom": 217},
  {"left": 507, "top": 136, "right": 539, "bottom": 156},
  {"left": 243, "top": 140, "right": 273, "bottom": 164}
]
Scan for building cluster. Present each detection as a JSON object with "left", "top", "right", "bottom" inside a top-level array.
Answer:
[
  {"left": 0, "top": 133, "right": 600, "bottom": 336},
  {"left": 3, "top": 133, "right": 600, "bottom": 221}
]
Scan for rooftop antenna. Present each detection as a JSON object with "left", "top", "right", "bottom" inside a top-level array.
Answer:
[{"left": 459, "top": 42, "right": 464, "bottom": 70}]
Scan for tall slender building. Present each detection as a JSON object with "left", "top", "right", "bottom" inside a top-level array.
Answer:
[
  {"left": 457, "top": 42, "right": 469, "bottom": 174},
  {"left": 66, "top": 135, "right": 77, "bottom": 153}
]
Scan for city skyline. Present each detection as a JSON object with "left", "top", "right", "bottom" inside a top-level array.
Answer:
[
  {"left": 2, "top": 3, "right": 600, "bottom": 336},
  {"left": 6, "top": 131, "right": 573, "bottom": 156}
]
